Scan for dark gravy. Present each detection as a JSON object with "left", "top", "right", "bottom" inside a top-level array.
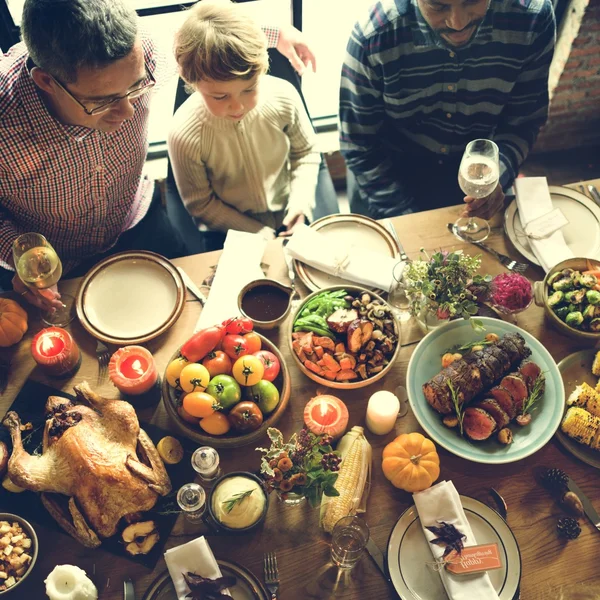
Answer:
[{"left": 241, "top": 284, "right": 291, "bottom": 321}]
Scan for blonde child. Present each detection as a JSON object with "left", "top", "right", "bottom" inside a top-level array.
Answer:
[{"left": 168, "top": 0, "right": 321, "bottom": 242}]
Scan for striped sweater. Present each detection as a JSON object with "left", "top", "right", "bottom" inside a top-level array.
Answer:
[{"left": 339, "top": 0, "right": 556, "bottom": 217}]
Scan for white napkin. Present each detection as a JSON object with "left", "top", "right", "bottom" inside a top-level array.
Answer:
[
  {"left": 195, "top": 230, "right": 267, "bottom": 331},
  {"left": 164, "top": 536, "right": 231, "bottom": 599},
  {"left": 285, "top": 224, "right": 398, "bottom": 293},
  {"left": 413, "top": 481, "right": 499, "bottom": 600},
  {"left": 514, "top": 177, "right": 574, "bottom": 272}
]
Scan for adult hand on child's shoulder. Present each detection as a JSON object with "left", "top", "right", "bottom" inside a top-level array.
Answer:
[
  {"left": 462, "top": 183, "right": 505, "bottom": 220},
  {"left": 277, "top": 23, "right": 317, "bottom": 76},
  {"left": 12, "top": 275, "right": 63, "bottom": 312}
]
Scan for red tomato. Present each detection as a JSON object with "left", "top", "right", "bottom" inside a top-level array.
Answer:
[
  {"left": 180, "top": 325, "right": 225, "bottom": 362},
  {"left": 223, "top": 316, "right": 253, "bottom": 335},
  {"left": 243, "top": 331, "right": 262, "bottom": 354},
  {"left": 202, "top": 350, "right": 233, "bottom": 377},
  {"left": 222, "top": 334, "right": 250, "bottom": 360},
  {"left": 254, "top": 350, "right": 281, "bottom": 382}
]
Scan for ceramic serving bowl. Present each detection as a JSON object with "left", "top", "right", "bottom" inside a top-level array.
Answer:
[
  {"left": 288, "top": 285, "right": 401, "bottom": 390},
  {"left": 237, "top": 278, "right": 294, "bottom": 330},
  {"left": 161, "top": 332, "right": 291, "bottom": 448},
  {"left": 206, "top": 472, "right": 269, "bottom": 534},
  {"left": 533, "top": 257, "right": 600, "bottom": 343},
  {"left": 0, "top": 513, "right": 38, "bottom": 596}
]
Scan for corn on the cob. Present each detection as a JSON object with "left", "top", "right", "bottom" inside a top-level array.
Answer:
[
  {"left": 561, "top": 407, "right": 600, "bottom": 446},
  {"left": 567, "top": 382, "right": 600, "bottom": 417},
  {"left": 320, "top": 426, "right": 371, "bottom": 533},
  {"left": 592, "top": 350, "right": 600, "bottom": 376}
]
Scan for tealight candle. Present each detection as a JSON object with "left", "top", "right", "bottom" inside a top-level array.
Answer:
[
  {"left": 109, "top": 345, "right": 158, "bottom": 396},
  {"left": 303, "top": 395, "right": 349, "bottom": 440},
  {"left": 31, "top": 327, "right": 81, "bottom": 377},
  {"left": 365, "top": 391, "right": 400, "bottom": 435}
]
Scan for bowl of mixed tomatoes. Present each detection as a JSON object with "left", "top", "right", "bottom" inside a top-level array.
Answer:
[{"left": 162, "top": 316, "right": 291, "bottom": 448}]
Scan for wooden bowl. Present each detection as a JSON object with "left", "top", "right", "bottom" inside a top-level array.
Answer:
[
  {"left": 0, "top": 513, "right": 38, "bottom": 596},
  {"left": 288, "top": 285, "right": 401, "bottom": 390},
  {"left": 161, "top": 333, "right": 290, "bottom": 448}
]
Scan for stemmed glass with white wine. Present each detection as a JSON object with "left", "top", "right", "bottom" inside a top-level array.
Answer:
[
  {"left": 452, "top": 139, "right": 500, "bottom": 242},
  {"left": 12, "top": 232, "right": 74, "bottom": 327}
]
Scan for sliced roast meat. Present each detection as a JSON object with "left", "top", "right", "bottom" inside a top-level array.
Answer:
[
  {"left": 519, "top": 361, "right": 542, "bottom": 393},
  {"left": 476, "top": 399, "right": 510, "bottom": 428},
  {"left": 487, "top": 344, "right": 511, "bottom": 372},
  {"left": 489, "top": 386, "right": 517, "bottom": 420},
  {"left": 501, "top": 374, "right": 529, "bottom": 413},
  {"left": 463, "top": 407, "right": 497, "bottom": 441}
]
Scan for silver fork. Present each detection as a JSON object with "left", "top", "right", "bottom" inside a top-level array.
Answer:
[
  {"left": 446, "top": 223, "right": 529, "bottom": 273},
  {"left": 263, "top": 552, "right": 279, "bottom": 599},
  {"left": 95, "top": 339, "right": 110, "bottom": 382},
  {"left": 384, "top": 219, "right": 410, "bottom": 262}
]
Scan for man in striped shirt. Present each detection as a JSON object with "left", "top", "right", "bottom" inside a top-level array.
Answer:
[{"left": 339, "top": 0, "right": 556, "bottom": 219}]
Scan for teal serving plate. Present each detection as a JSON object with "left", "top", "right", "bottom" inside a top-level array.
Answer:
[{"left": 406, "top": 317, "right": 564, "bottom": 464}]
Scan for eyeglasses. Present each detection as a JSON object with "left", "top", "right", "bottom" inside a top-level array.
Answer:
[{"left": 51, "top": 66, "right": 156, "bottom": 116}]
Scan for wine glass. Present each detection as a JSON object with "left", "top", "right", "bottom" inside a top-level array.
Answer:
[
  {"left": 452, "top": 139, "right": 500, "bottom": 243},
  {"left": 388, "top": 261, "right": 412, "bottom": 323},
  {"left": 12, "top": 232, "right": 74, "bottom": 327}
]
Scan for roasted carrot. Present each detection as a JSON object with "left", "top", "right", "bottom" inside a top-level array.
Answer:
[
  {"left": 339, "top": 355, "right": 356, "bottom": 370},
  {"left": 313, "top": 346, "right": 325, "bottom": 359},
  {"left": 304, "top": 359, "right": 325, "bottom": 375},
  {"left": 321, "top": 370, "right": 338, "bottom": 381},
  {"left": 314, "top": 336, "right": 335, "bottom": 351},
  {"left": 334, "top": 343, "right": 346, "bottom": 354},
  {"left": 322, "top": 354, "right": 341, "bottom": 373},
  {"left": 335, "top": 369, "right": 358, "bottom": 381}
]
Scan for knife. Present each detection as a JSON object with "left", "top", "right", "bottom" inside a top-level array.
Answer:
[
  {"left": 123, "top": 577, "right": 135, "bottom": 600},
  {"left": 365, "top": 538, "right": 393, "bottom": 585},
  {"left": 567, "top": 477, "right": 600, "bottom": 531},
  {"left": 177, "top": 267, "right": 208, "bottom": 306},
  {"left": 588, "top": 185, "right": 600, "bottom": 208},
  {"left": 384, "top": 219, "right": 410, "bottom": 263}
]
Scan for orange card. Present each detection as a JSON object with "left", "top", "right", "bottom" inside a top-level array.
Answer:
[{"left": 445, "top": 543, "right": 503, "bottom": 575}]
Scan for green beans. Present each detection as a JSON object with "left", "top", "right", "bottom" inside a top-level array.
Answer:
[{"left": 294, "top": 290, "right": 350, "bottom": 337}]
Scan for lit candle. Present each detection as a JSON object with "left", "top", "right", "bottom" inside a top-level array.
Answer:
[
  {"left": 303, "top": 394, "right": 349, "bottom": 440},
  {"left": 31, "top": 327, "right": 81, "bottom": 377},
  {"left": 109, "top": 345, "right": 158, "bottom": 396},
  {"left": 365, "top": 391, "right": 400, "bottom": 435}
]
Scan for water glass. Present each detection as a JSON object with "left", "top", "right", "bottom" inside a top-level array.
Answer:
[
  {"left": 330, "top": 515, "right": 370, "bottom": 570},
  {"left": 388, "top": 261, "right": 412, "bottom": 322}
]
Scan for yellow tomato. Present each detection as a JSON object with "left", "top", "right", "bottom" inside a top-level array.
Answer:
[
  {"left": 179, "top": 363, "right": 210, "bottom": 393},
  {"left": 232, "top": 355, "right": 264, "bottom": 386},
  {"left": 200, "top": 412, "right": 231, "bottom": 435},
  {"left": 183, "top": 391, "right": 218, "bottom": 418},
  {"left": 166, "top": 356, "right": 189, "bottom": 387}
]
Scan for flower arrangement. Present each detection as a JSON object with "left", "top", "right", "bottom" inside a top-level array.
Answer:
[
  {"left": 256, "top": 427, "right": 341, "bottom": 507},
  {"left": 404, "top": 249, "right": 491, "bottom": 326}
]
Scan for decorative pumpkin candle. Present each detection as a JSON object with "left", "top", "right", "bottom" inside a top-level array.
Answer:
[
  {"left": 31, "top": 327, "right": 81, "bottom": 377},
  {"left": 109, "top": 345, "right": 158, "bottom": 396},
  {"left": 365, "top": 391, "right": 400, "bottom": 435},
  {"left": 303, "top": 395, "right": 349, "bottom": 440}
]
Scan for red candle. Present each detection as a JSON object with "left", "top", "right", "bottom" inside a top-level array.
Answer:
[
  {"left": 31, "top": 327, "right": 81, "bottom": 377},
  {"left": 109, "top": 346, "right": 158, "bottom": 395},
  {"left": 303, "top": 395, "right": 349, "bottom": 440}
]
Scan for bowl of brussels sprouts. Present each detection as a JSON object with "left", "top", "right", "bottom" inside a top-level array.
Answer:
[{"left": 535, "top": 257, "right": 600, "bottom": 341}]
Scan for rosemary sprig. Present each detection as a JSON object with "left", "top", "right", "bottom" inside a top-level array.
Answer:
[
  {"left": 446, "top": 379, "right": 464, "bottom": 436},
  {"left": 222, "top": 489, "right": 254, "bottom": 513},
  {"left": 521, "top": 373, "right": 546, "bottom": 416}
]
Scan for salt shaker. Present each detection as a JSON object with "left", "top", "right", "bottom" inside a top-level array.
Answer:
[
  {"left": 176, "top": 483, "right": 206, "bottom": 522},
  {"left": 192, "top": 446, "right": 222, "bottom": 485}
]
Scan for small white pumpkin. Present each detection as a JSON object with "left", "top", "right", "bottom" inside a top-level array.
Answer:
[{"left": 45, "top": 565, "right": 98, "bottom": 600}]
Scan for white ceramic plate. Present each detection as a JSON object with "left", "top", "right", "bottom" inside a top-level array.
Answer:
[
  {"left": 76, "top": 251, "right": 185, "bottom": 344},
  {"left": 504, "top": 186, "right": 600, "bottom": 266},
  {"left": 556, "top": 349, "right": 600, "bottom": 469},
  {"left": 387, "top": 496, "right": 521, "bottom": 600},
  {"left": 294, "top": 214, "right": 399, "bottom": 291}
]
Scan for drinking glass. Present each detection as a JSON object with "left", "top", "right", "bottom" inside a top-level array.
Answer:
[
  {"left": 452, "top": 139, "right": 500, "bottom": 243},
  {"left": 12, "top": 232, "right": 74, "bottom": 327},
  {"left": 330, "top": 515, "right": 369, "bottom": 570},
  {"left": 388, "top": 261, "right": 412, "bottom": 322}
]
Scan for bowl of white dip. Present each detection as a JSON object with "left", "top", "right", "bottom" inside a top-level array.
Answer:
[{"left": 207, "top": 472, "right": 269, "bottom": 533}]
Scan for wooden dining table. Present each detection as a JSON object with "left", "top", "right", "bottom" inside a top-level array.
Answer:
[{"left": 2, "top": 178, "right": 600, "bottom": 600}]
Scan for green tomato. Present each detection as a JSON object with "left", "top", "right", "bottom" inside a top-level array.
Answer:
[
  {"left": 247, "top": 380, "right": 280, "bottom": 415},
  {"left": 206, "top": 374, "right": 241, "bottom": 411}
]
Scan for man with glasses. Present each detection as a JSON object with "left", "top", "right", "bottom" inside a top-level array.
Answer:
[{"left": 0, "top": 0, "right": 316, "bottom": 310}]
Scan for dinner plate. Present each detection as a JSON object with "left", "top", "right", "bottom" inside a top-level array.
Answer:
[
  {"left": 556, "top": 349, "right": 600, "bottom": 469},
  {"left": 142, "top": 560, "right": 269, "bottom": 600},
  {"left": 294, "top": 214, "right": 399, "bottom": 292},
  {"left": 387, "top": 495, "right": 521, "bottom": 600},
  {"left": 76, "top": 251, "right": 185, "bottom": 345},
  {"left": 406, "top": 317, "right": 564, "bottom": 464},
  {"left": 504, "top": 186, "right": 600, "bottom": 266}
]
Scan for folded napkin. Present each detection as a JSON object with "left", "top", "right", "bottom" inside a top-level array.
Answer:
[
  {"left": 165, "top": 536, "right": 231, "bottom": 599},
  {"left": 514, "top": 177, "right": 574, "bottom": 272},
  {"left": 413, "top": 481, "right": 499, "bottom": 600},
  {"left": 285, "top": 224, "right": 399, "bottom": 293},
  {"left": 195, "top": 230, "right": 267, "bottom": 331}
]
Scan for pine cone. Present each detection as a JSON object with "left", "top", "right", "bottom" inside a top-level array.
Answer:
[
  {"left": 541, "top": 468, "right": 569, "bottom": 493},
  {"left": 557, "top": 517, "right": 581, "bottom": 540}
]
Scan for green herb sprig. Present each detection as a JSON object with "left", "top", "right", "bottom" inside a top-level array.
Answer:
[
  {"left": 446, "top": 379, "right": 465, "bottom": 436},
  {"left": 222, "top": 489, "right": 254, "bottom": 513},
  {"left": 521, "top": 373, "right": 546, "bottom": 416}
]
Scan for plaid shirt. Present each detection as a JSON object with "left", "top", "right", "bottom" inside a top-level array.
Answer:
[{"left": 0, "top": 26, "right": 280, "bottom": 274}]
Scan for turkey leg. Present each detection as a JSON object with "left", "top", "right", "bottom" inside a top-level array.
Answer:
[
  {"left": 41, "top": 494, "right": 101, "bottom": 548},
  {"left": 125, "top": 429, "right": 171, "bottom": 496}
]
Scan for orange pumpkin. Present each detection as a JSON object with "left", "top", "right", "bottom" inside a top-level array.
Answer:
[
  {"left": 0, "top": 298, "right": 28, "bottom": 347},
  {"left": 382, "top": 432, "right": 440, "bottom": 492}
]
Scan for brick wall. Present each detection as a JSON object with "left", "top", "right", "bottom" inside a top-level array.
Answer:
[{"left": 534, "top": 0, "right": 600, "bottom": 152}]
